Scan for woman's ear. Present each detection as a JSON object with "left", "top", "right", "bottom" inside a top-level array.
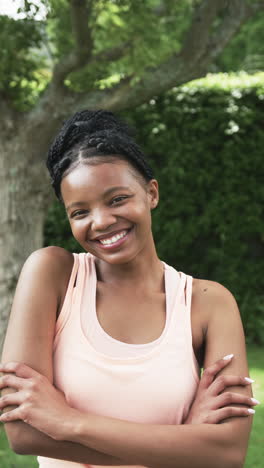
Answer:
[{"left": 147, "top": 179, "right": 159, "bottom": 209}]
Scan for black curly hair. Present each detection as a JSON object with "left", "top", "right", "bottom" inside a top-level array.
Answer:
[{"left": 46, "top": 109, "right": 154, "bottom": 201}]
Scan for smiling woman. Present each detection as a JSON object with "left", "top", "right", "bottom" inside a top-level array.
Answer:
[
  {"left": 61, "top": 160, "right": 158, "bottom": 265},
  {"left": 0, "top": 109, "right": 257, "bottom": 468}
]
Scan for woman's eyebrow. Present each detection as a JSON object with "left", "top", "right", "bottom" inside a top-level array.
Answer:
[
  {"left": 66, "top": 186, "right": 130, "bottom": 212},
  {"left": 103, "top": 186, "right": 130, "bottom": 197},
  {"left": 66, "top": 201, "right": 88, "bottom": 212}
]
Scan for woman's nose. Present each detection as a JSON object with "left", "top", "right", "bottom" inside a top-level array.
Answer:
[{"left": 91, "top": 208, "right": 116, "bottom": 231}]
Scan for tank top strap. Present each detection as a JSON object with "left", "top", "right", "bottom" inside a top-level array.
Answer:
[
  {"left": 73, "top": 252, "right": 89, "bottom": 307},
  {"left": 55, "top": 252, "right": 87, "bottom": 338},
  {"left": 165, "top": 269, "right": 191, "bottom": 343},
  {"left": 157, "top": 266, "right": 199, "bottom": 380},
  {"left": 164, "top": 266, "right": 186, "bottom": 315},
  {"left": 180, "top": 272, "right": 193, "bottom": 338},
  {"left": 161, "top": 267, "right": 185, "bottom": 341},
  {"left": 185, "top": 273, "right": 193, "bottom": 312},
  {"left": 181, "top": 272, "right": 200, "bottom": 380}
]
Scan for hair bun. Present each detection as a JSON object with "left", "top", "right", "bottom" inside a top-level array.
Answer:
[
  {"left": 46, "top": 109, "right": 153, "bottom": 200},
  {"left": 66, "top": 110, "right": 132, "bottom": 135}
]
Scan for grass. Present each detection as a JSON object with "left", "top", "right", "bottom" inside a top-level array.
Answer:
[
  {"left": 0, "top": 429, "right": 38, "bottom": 468},
  {"left": 0, "top": 345, "right": 263, "bottom": 467},
  {"left": 244, "top": 346, "right": 264, "bottom": 468}
]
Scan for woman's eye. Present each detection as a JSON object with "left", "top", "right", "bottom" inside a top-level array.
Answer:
[
  {"left": 71, "top": 210, "right": 88, "bottom": 218},
  {"left": 111, "top": 196, "right": 128, "bottom": 205}
]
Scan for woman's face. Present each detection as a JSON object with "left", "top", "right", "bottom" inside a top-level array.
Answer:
[{"left": 61, "top": 159, "right": 159, "bottom": 265}]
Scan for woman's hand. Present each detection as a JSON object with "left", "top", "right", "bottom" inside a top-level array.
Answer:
[
  {"left": 184, "top": 354, "right": 259, "bottom": 424},
  {"left": 0, "top": 361, "right": 79, "bottom": 440}
]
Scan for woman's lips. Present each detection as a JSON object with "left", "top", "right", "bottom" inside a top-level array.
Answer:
[{"left": 93, "top": 228, "right": 132, "bottom": 250}]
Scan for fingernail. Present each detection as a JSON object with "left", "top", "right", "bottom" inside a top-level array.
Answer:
[
  {"left": 251, "top": 398, "right": 260, "bottom": 405},
  {"left": 223, "top": 354, "right": 234, "bottom": 360},
  {"left": 248, "top": 409, "right": 255, "bottom": 414},
  {"left": 245, "top": 377, "right": 255, "bottom": 383}
]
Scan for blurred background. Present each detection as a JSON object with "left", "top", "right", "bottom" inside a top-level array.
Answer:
[{"left": 0, "top": 1, "right": 263, "bottom": 466}]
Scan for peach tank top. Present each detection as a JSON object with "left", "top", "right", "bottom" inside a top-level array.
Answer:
[{"left": 38, "top": 253, "right": 199, "bottom": 468}]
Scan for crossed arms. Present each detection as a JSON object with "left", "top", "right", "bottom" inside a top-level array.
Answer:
[{"left": 0, "top": 248, "right": 254, "bottom": 467}]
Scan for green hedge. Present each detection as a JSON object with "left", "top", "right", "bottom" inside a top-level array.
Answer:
[{"left": 44, "top": 72, "right": 264, "bottom": 344}]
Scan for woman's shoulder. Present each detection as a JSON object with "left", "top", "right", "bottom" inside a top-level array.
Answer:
[
  {"left": 169, "top": 263, "right": 237, "bottom": 313},
  {"left": 192, "top": 278, "right": 237, "bottom": 306},
  {"left": 22, "top": 246, "right": 74, "bottom": 293},
  {"left": 25, "top": 246, "right": 74, "bottom": 273},
  {"left": 20, "top": 246, "right": 76, "bottom": 315},
  {"left": 192, "top": 277, "right": 239, "bottom": 323}
]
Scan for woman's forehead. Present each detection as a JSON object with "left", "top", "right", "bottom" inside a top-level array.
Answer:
[{"left": 61, "top": 160, "right": 143, "bottom": 202}]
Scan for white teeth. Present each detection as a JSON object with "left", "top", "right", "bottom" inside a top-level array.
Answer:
[{"left": 99, "top": 230, "right": 128, "bottom": 245}]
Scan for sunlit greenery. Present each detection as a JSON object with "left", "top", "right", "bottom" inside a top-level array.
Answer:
[
  {"left": 1, "top": 1, "right": 264, "bottom": 109},
  {"left": 245, "top": 346, "right": 264, "bottom": 467}
]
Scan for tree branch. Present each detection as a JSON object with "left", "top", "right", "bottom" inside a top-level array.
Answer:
[
  {"left": 180, "top": 0, "right": 227, "bottom": 63},
  {"left": 56, "top": 0, "right": 226, "bottom": 111},
  {"left": 204, "top": 0, "right": 264, "bottom": 62},
  {"left": 180, "top": 0, "right": 264, "bottom": 67},
  {"left": 25, "top": 0, "right": 263, "bottom": 152},
  {"left": 70, "top": 0, "right": 93, "bottom": 55},
  {"left": 52, "top": 0, "right": 94, "bottom": 86},
  {"left": 70, "top": 0, "right": 262, "bottom": 112},
  {"left": 90, "top": 41, "right": 132, "bottom": 67}
]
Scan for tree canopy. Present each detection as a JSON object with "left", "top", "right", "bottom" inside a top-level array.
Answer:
[{"left": 1, "top": 0, "right": 264, "bottom": 112}]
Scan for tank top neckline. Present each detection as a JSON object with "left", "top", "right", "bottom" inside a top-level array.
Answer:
[
  {"left": 54, "top": 253, "right": 199, "bottom": 373},
  {"left": 90, "top": 258, "right": 170, "bottom": 348},
  {"left": 75, "top": 254, "right": 192, "bottom": 364}
]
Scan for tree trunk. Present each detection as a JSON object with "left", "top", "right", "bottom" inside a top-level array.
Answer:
[{"left": 0, "top": 135, "right": 50, "bottom": 351}]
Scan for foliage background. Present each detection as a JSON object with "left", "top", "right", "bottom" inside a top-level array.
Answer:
[
  {"left": 1, "top": 1, "right": 264, "bottom": 110},
  {"left": 44, "top": 72, "right": 264, "bottom": 345}
]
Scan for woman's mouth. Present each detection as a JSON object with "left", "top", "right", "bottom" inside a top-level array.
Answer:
[{"left": 93, "top": 229, "right": 132, "bottom": 250}]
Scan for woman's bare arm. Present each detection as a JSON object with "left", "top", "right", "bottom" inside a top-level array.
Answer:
[
  {"left": 1, "top": 246, "right": 132, "bottom": 465},
  {"left": 191, "top": 280, "right": 253, "bottom": 458}
]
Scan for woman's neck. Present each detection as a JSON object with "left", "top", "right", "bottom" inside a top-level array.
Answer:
[{"left": 94, "top": 240, "right": 164, "bottom": 292}]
